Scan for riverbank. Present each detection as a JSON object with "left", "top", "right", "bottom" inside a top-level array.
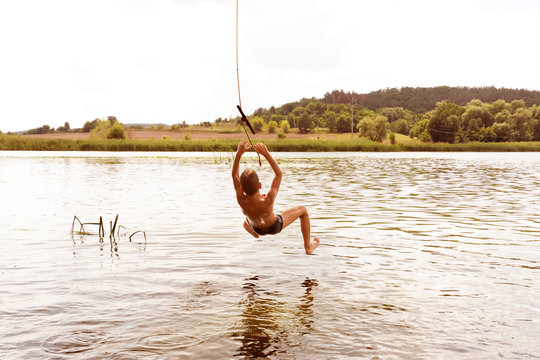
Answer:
[{"left": 2, "top": 133, "right": 540, "bottom": 151}]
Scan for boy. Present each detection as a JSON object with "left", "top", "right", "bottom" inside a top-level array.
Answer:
[{"left": 232, "top": 140, "right": 320, "bottom": 255}]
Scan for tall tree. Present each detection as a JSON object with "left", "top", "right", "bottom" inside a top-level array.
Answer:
[
  {"left": 492, "top": 123, "right": 512, "bottom": 142},
  {"left": 357, "top": 115, "right": 388, "bottom": 142},
  {"left": 336, "top": 113, "right": 352, "bottom": 133},
  {"left": 322, "top": 110, "right": 337, "bottom": 132},
  {"left": 279, "top": 120, "right": 290, "bottom": 134},
  {"left": 427, "top": 101, "right": 464, "bottom": 143},
  {"left": 511, "top": 108, "right": 532, "bottom": 141},
  {"left": 297, "top": 112, "right": 312, "bottom": 134}
]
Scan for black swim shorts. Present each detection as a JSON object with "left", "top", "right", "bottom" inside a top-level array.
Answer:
[{"left": 252, "top": 214, "right": 283, "bottom": 236}]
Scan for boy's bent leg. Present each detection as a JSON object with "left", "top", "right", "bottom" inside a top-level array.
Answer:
[
  {"left": 244, "top": 220, "right": 260, "bottom": 238},
  {"left": 281, "top": 206, "right": 320, "bottom": 255}
]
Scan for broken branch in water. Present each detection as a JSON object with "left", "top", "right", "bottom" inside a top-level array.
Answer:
[
  {"left": 99, "top": 217, "right": 104, "bottom": 238},
  {"left": 111, "top": 214, "right": 119, "bottom": 237},
  {"left": 71, "top": 215, "right": 102, "bottom": 236},
  {"left": 71, "top": 214, "right": 146, "bottom": 244},
  {"left": 129, "top": 230, "right": 147, "bottom": 242},
  {"left": 117, "top": 225, "right": 126, "bottom": 237}
]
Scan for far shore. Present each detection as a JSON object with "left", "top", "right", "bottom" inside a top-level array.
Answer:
[
  {"left": 2, "top": 130, "right": 540, "bottom": 152},
  {"left": 18, "top": 128, "right": 344, "bottom": 141}
]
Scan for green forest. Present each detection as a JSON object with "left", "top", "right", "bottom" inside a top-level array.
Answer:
[
  {"left": 5, "top": 86, "right": 540, "bottom": 145},
  {"left": 242, "top": 86, "right": 540, "bottom": 143}
]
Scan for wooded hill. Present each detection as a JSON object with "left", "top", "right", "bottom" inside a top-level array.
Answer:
[
  {"left": 323, "top": 86, "right": 540, "bottom": 113},
  {"left": 247, "top": 86, "right": 540, "bottom": 143}
]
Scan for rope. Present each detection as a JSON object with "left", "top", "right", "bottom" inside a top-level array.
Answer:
[
  {"left": 236, "top": 0, "right": 242, "bottom": 108},
  {"left": 236, "top": 0, "right": 261, "bottom": 166}
]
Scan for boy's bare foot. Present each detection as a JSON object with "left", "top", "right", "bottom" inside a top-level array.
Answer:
[
  {"left": 306, "top": 237, "right": 320, "bottom": 255},
  {"left": 243, "top": 221, "right": 259, "bottom": 238}
]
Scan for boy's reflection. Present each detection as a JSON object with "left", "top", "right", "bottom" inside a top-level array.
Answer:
[{"left": 232, "top": 276, "right": 318, "bottom": 359}]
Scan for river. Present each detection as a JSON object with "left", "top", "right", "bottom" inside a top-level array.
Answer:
[{"left": 1, "top": 151, "right": 539, "bottom": 359}]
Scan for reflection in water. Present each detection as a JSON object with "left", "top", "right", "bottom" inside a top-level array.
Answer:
[
  {"left": 233, "top": 276, "right": 318, "bottom": 359},
  {"left": 71, "top": 231, "right": 147, "bottom": 261},
  {"left": 297, "top": 278, "right": 316, "bottom": 334},
  {"left": 108, "top": 237, "right": 119, "bottom": 258}
]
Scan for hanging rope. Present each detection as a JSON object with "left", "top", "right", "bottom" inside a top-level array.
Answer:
[
  {"left": 236, "top": 0, "right": 242, "bottom": 109},
  {"left": 236, "top": 0, "right": 261, "bottom": 166}
]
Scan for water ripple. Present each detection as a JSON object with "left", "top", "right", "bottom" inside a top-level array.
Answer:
[{"left": 1, "top": 152, "right": 539, "bottom": 359}]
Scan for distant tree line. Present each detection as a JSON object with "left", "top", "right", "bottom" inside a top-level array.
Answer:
[
  {"left": 23, "top": 116, "right": 126, "bottom": 139},
  {"left": 413, "top": 99, "right": 540, "bottom": 143},
  {"left": 244, "top": 86, "right": 540, "bottom": 143},
  {"left": 323, "top": 86, "right": 540, "bottom": 113},
  {"left": 24, "top": 122, "right": 71, "bottom": 134}
]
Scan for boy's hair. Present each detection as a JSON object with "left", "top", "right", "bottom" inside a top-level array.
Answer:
[{"left": 240, "top": 169, "right": 259, "bottom": 195}]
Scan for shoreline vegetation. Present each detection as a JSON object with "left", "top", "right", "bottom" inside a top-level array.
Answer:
[
  {"left": 3, "top": 87, "right": 540, "bottom": 152},
  {"left": 1, "top": 133, "right": 539, "bottom": 152}
]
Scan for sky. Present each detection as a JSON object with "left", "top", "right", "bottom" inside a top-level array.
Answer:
[{"left": 0, "top": 0, "right": 539, "bottom": 132}]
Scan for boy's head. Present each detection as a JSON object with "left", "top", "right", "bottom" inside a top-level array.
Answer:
[{"left": 240, "top": 169, "right": 260, "bottom": 195}]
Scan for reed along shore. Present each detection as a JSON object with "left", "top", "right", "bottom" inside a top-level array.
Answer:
[{"left": 1, "top": 134, "right": 540, "bottom": 152}]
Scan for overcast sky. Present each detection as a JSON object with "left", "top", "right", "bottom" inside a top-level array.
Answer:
[{"left": 1, "top": 0, "right": 539, "bottom": 132}]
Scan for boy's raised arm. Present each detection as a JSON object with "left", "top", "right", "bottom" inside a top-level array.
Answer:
[
  {"left": 253, "top": 143, "right": 282, "bottom": 199},
  {"left": 232, "top": 140, "right": 250, "bottom": 195}
]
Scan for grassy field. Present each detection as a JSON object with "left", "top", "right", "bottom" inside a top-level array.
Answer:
[{"left": 2, "top": 132, "right": 540, "bottom": 152}]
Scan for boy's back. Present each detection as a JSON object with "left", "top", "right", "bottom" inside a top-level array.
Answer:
[{"left": 232, "top": 141, "right": 320, "bottom": 254}]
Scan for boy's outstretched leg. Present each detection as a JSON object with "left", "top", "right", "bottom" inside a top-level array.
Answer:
[{"left": 281, "top": 206, "right": 320, "bottom": 255}]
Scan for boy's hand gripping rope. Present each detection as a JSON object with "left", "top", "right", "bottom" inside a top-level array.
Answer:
[{"left": 237, "top": 105, "right": 261, "bottom": 166}]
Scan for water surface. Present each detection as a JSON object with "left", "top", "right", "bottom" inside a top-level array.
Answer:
[{"left": 1, "top": 151, "right": 539, "bottom": 359}]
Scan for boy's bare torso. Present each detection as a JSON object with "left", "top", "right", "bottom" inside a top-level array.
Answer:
[{"left": 237, "top": 193, "right": 277, "bottom": 229}]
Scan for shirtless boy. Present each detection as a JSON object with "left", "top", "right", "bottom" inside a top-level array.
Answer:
[{"left": 232, "top": 140, "right": 320, "bottom": 255}]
